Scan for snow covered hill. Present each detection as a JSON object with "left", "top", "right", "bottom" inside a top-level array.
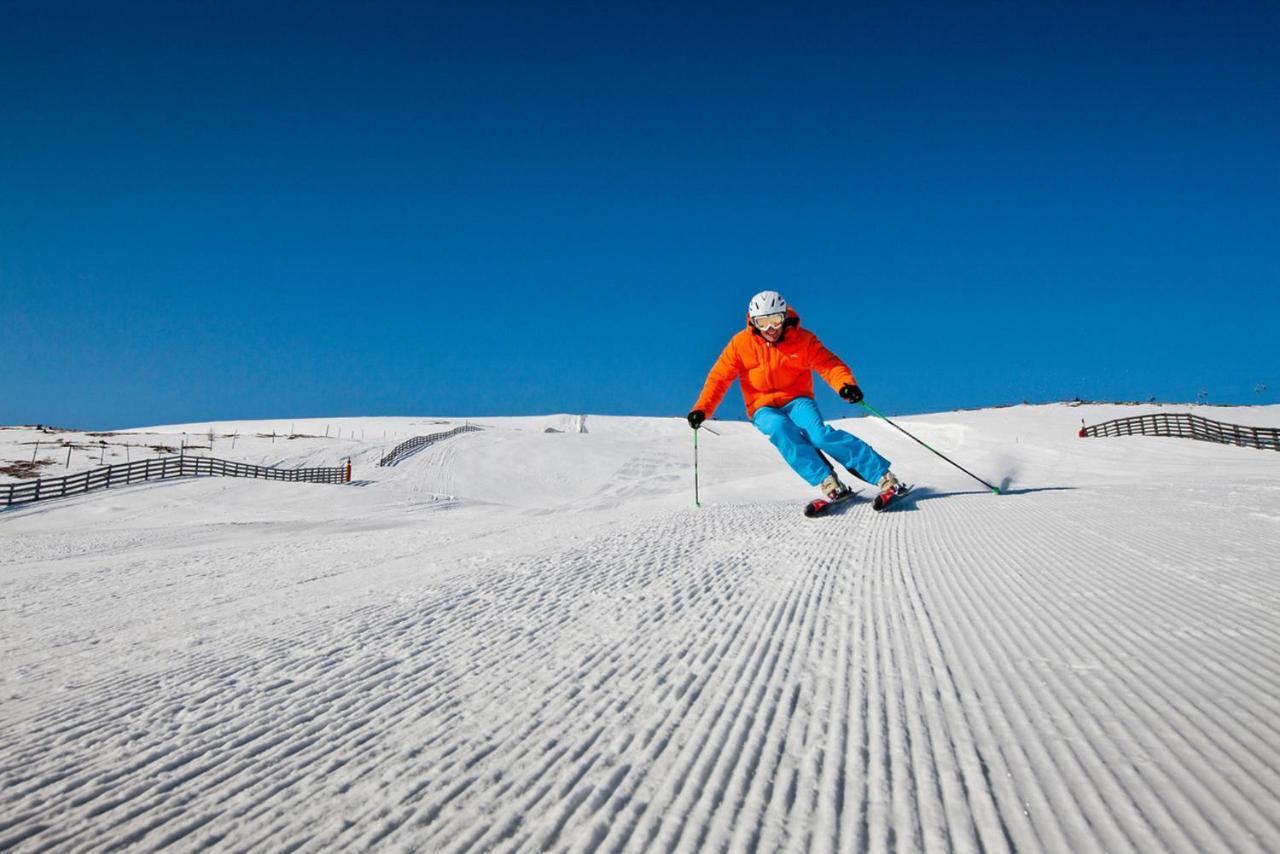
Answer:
[{"left": 2, "top": 404, "right": 1278, "bottom": 851}]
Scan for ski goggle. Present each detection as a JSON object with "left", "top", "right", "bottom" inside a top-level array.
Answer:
[{"left": 752, "top": 312, "right": 785, "bottom": 330}]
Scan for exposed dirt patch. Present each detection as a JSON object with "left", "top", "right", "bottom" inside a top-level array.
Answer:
[{"left": 0, "top": 459, "right": 56, "bottom": 479}]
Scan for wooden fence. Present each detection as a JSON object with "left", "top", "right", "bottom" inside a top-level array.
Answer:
[
  {"left": 379, "top": 425, "right": 482, "bottom": 466},
  {"left": 2, "top": 455, "right": 350, "bottom": 508},
  {"left": 1081, "top": 413, "right": 1280, "bottom": 451}
]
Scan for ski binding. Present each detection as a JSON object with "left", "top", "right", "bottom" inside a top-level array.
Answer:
[
  {"left": 872, "top": 483, "right": 914, "bottom": 512},
  {"left": 804, "top": 488, "right": 860, "bottom": 517}
]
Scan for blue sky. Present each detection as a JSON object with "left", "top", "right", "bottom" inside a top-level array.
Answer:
[{"left": 2, "top": 1, "right": 1277, "bottom": 428}]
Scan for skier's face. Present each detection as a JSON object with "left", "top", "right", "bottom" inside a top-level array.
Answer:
[{"left": 753, "top": 313, "right": 785, "bottom": 342}]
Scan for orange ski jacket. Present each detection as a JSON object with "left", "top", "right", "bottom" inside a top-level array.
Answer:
[{"left": 692, "top": 307, "right": 856, "bottom": 420}]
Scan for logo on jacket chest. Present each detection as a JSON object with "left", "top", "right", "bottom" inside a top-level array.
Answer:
[{"left": 744, "top": 340, "right": 800, "bottom": 367}]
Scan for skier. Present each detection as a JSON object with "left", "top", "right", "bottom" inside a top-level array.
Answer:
[{"left": 687, "top": 290, "right": 906, "bottom": 509}]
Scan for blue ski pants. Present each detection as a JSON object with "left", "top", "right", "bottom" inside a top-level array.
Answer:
[{"left": 752, "top": 397, "right": 891, "bottom": 487}]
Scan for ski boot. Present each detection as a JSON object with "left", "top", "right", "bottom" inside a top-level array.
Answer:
[
  {"left": 873, "top": 471, "right": 911, "bottom": 511},
  {"left": 805, "top": 473, "right": 856, "bottom": 517},
  {"left": 820, "top": 473, "right": 853, "bottom": 502}
]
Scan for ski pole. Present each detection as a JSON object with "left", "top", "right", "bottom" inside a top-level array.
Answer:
[
  {"left": 693, "top": 427, "right": 701, "bottom": 508},
  {"left": 859, "top": 400, "right": 1001, "bottom": 494}
]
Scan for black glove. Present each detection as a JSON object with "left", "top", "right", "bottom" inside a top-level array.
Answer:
[
  {"left": 839, "top": 384, "right": 863, "bottom": 404},
  {"left": 687, "top": 409, "right": 705, "bottom": 429}
]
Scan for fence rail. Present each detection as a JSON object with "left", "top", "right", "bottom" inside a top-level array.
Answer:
[
  {"left": 2, "top": 455, "right": 349, "bottom": 508},
  {"left": 379, "top": 426, "right": 482, "bottom": 466},
  {"left": 1081, "top": 413, "right": 1280, "bottom": 451}
]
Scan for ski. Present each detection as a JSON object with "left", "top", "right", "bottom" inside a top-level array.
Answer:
[
  {"left": 804, "top": 488, "right": 860, "bottom": 517},
  {"left": 872, "top": 483, "right": 914, "bottom": 512}
]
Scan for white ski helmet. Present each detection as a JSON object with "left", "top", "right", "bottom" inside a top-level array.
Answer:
[{"left": 748, "top": 290, "right": 787, "bottom": 318}]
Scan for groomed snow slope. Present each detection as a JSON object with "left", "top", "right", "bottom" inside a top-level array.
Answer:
[{"left": 2, "top": 404, "right": 1278, "bottom": 852}]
